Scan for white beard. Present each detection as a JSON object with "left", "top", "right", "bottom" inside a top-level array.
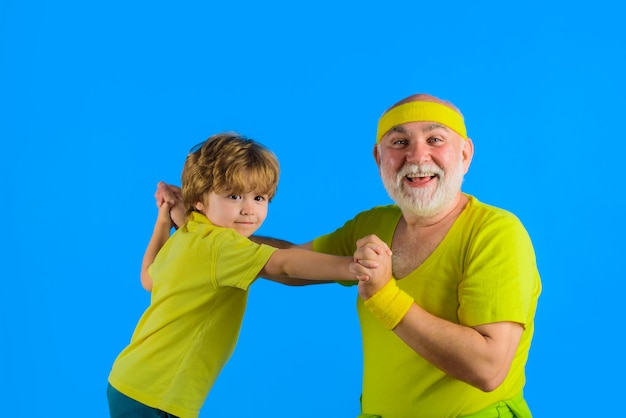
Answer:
[{"left": 380, "top": 157, "right": 465, "bottom": 219}]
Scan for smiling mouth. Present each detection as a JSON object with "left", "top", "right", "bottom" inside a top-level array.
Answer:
[{"left": 406, "top": 173, "right": 437, "bottom": 182}]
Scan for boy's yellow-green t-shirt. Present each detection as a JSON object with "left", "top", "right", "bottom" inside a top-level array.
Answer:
[
  {"left": 313, "top": 195, "right": 541, "bottom": 418},
  {"left": 108, "top": 212, "right": 277, "bottom": 418}
]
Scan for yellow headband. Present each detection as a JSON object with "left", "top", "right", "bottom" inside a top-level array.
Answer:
[{"left": 376, "top": 101, "right": 468, "bottom": 142}]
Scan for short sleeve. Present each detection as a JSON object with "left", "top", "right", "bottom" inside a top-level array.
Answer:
[
  {"left": 458, "top": 213, "right": 540, "bottom": 327},
  {"left": 211, "top": 229, "right": 277, "bottom": 290}
]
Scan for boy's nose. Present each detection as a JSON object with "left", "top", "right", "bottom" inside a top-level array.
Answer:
[{"left": 240, "top": 205, "right": 253, "bottom": 216}]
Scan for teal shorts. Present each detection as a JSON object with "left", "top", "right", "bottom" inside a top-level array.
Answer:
[{"left": 107, "top": 383, "right": 178, "bottom": 418}]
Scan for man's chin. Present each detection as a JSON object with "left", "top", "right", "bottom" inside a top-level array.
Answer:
[{"left": 395, "top": 193, "right": 442, "bottom": 217}]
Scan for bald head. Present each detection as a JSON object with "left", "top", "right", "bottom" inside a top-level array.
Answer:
[{"left": 388, "top": 93, "right": 463, "bottom": 116}]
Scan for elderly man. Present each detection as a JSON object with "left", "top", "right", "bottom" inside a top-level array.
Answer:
[
  {"left": 157, "top": 93, "right": 541, "bottom": 417},
  {"left": 336, "top": 93, "right": 541, "bottom": 417}
]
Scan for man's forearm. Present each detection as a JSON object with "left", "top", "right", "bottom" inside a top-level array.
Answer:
[{"left": 250, "top": 235, "right": 294, "bottom": 249}]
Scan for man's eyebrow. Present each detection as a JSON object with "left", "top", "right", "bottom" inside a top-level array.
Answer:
[
  {"left": 387, "top": 125, "right": 409, "bottom": 135},
  {"left": 423, "top": 123, "right": 450, "bottom": 132}
]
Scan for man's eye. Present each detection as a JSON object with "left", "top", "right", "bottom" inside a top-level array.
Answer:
[{"left": 393, "top": 139, "right": 408, "bottom": 145}]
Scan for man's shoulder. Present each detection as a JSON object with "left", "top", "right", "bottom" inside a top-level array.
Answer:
[
  {"left": 465, "top": 194, "right": 521, "bottom": 223},
  {"left": 462, "top": 195, "right": 530, "bottom": 241}
]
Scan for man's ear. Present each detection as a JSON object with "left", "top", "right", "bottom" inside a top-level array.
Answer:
[
  {"left": 462, "top": 138, "right": 474, "bottom": 174},
  {"left": 373, "top": 144, "right": 381, "bottom": 168}
]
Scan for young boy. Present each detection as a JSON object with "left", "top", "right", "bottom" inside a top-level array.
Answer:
[{"left": 107, "top": 133, "right": 382, "bottom": 418}]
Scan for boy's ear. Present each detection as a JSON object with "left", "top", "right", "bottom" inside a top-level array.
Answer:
[{"left": 195, "top": 202, "right": 205, "bottom": 212}]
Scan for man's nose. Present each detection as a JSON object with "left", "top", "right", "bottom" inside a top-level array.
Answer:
[{"left": 406, "top": 143, "right": 430, "bottom": 164}]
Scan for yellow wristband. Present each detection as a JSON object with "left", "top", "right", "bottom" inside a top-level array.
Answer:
[{"left": 364, "top": 279, "right": 414, "bottom": 330}]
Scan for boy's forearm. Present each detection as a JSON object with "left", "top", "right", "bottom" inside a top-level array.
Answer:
[
  {"left": 140, "top": 221, "right": 171, "bottom": 290},
  {"left": 265, "top": 249, "right": 354, "bottom": 282}
]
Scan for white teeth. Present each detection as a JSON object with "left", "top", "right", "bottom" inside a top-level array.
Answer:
[{"left": 401, "top": 165, "right": 441, "bottom": 179}]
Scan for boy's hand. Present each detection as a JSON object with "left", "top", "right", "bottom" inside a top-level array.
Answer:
[
  {"left": 155, "top": 182, "right": 185, "bottom": 228},
  {"left": 155, "top": 195, "right": 175, "bottom": 230},
  {"left": 350, "top": 235, "right": 393, "bottom": 299}
]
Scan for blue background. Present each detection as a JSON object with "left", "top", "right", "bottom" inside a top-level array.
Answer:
[{"left": 1, "top": 1, "right": 624, "bottom": 416}]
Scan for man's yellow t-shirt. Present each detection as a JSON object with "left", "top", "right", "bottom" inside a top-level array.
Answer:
[
  {"left": 313, "top": 195, "right": 541, "bottom": 418},
  {"left": 108, "top": 212, "right": 277, "bottom": 418}
]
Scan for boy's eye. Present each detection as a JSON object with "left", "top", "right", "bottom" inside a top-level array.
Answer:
[
  {"left": 228, "top": 195, "right": 242, "bottom": 200},
  {"left": 254, "top": 195, "right": 266, "bottom": 202}
]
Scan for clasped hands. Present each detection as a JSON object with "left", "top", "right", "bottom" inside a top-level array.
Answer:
[{"left": 350, "top": 235, "right": 393, "bottom": 301}]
